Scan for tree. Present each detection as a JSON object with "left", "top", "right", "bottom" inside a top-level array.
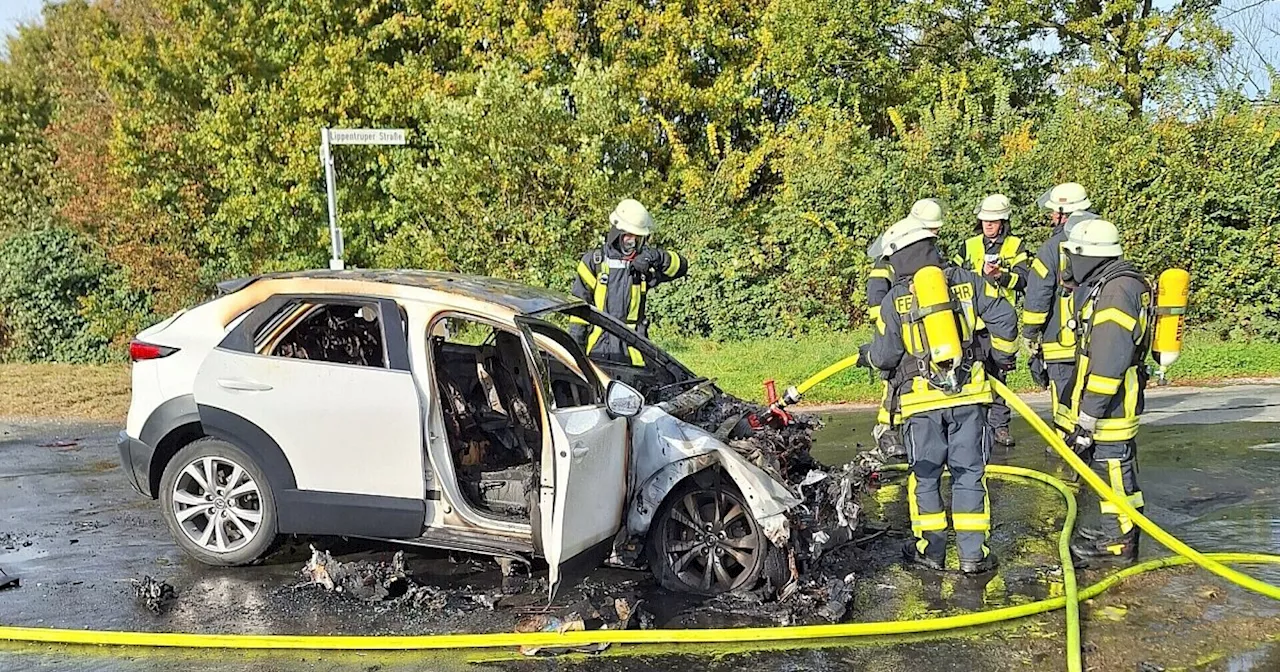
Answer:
[{"left": 1008, "top": 0, "right": 1234, "bottom": 118}]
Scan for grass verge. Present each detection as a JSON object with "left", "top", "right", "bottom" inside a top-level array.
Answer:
[
  {"left": 0, "top": 331, "right": 1277, "bottom": 421},
  {"left": 657, "top": 330, "right": 1280, "bottom": 405},
  {"left": 0, "top": 363, "right": 131, "bottom": 422}
]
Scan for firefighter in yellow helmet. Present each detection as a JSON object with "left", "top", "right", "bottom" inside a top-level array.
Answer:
[
  {"left": 1023, "top": 182, "right": 1092, "bottom": 447},
  {"left": 569, "top": 199, "right": 688, "bottom": 365},
  {"left": 866, "top": 199, "right": 946, "bottom": 459},
  {"left": 866, "top": 216, "right": 1018, "bottom": 573},
  {"left": 953, "top": 194, "right": 1029, "bottom": 448},
  {"left": 1060, "top": 218, "right": 1152, "bottom": 566}
]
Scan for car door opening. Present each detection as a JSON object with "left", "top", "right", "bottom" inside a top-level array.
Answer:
[{"left": 429, "top": 316, "right": 544, "bottom": 521}]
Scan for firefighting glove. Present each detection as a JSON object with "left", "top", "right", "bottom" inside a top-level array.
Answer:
[
  {"left": 1028, "top": 351, "right": 1049, "bottom": 389},
  {"left": 1066, "top": 412, "right": 1098, "bottom": 461},
  {"left": 856, "top": 343, "right": 872, "bottom": 368},
  {"left": 630, "top": 248, "right": 663, "bottom": 279}
]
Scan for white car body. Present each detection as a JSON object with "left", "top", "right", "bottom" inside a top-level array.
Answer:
[{"left": 118, "top": 270, "right": 799, "bottom": 597}]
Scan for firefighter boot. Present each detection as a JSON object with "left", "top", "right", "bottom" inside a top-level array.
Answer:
[
  {"left": 960, "top": 552, "right": 999, "bottom": 575},
  {"left": 1070, "top": 532, "right": 1139, "bottom": 569},
  {"left": 902, "top": 540, "right": 945, "bottom": 571}
]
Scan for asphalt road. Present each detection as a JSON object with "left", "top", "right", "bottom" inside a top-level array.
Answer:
[{"left": 2, "top": 382, "right": 1280, "bottom": 671}]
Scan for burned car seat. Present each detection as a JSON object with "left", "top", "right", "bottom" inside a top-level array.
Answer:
[
  {"left": 483, "top": 331, "right": 540, "bottom": 460},
  {"left": 432, "top": 334, "right": 538, "bottom": 519}
]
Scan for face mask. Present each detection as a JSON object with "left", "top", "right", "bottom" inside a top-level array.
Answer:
[
  {"left": 620, "top": 235, "right": 641, "bottom": 255},
  {"left": 1060, "top": 249, "right": 1077, "bottom": 285},
  {"left": 1063, "top": 250, "right": 1101, "bottom": 285}
]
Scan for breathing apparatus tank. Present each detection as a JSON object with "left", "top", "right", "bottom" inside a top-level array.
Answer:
[
  {"left": 912, "top": 266, "right": 964, "bottom": 393},
  {"left": 1152, "top": 268, "right": 1190, "bottom": 384}
]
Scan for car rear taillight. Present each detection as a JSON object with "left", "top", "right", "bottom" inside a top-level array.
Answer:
[{"left": 129, "top": 340, "right": 179, "bottom": 362}]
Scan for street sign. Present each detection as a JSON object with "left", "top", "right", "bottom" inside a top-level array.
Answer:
[
  {"left": 327, "top": 128, "right": 407, "bottom": 146},
  {"left": 319, "top": 127, "right": 408, "bottom": 270}
]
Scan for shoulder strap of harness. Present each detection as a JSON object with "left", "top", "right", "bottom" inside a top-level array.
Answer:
[{"left": 1078, "top": 266, "right": 1154, "bottom": 360}]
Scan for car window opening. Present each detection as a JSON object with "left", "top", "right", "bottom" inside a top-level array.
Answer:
[
  {"left": 539, "top": 305, "right": 691, "bottom": 402},
  {"left": 258, "top": 301, "right": 386, "bottom": 368}
]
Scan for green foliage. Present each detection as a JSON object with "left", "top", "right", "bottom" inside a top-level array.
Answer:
[
  {"left": 0, "top": 23, "right": 56, "bottom": 235},
  {"left": 0, "top": 226, "right": 152, "bottom": 363},
  {"left": 0, "top": 0, "right": 1274, "bottom": 362}
]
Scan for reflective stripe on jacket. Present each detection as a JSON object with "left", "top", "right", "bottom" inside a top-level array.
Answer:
[
  {"left": 1022, "top": 228, "right": 1076, "bottom": 362},
  {"left": 1068, "top": 263, "right": 1153, "bottom": 441}
]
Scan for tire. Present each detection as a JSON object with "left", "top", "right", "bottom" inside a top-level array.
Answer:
[
  {"left": 159, "top": 438, "right": 279, "bottom": 566},
  {"left": 646, "top": 477, "right": 783, "bottom": 595}
]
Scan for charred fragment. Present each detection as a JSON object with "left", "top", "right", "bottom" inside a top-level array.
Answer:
[
  {"left": 299, "top": 546, "right": 504, "bottom": 611},
  {"left": 688, "top": 394, "right": 878, "bottom": 564},
  {"left": 131, "top": 576, "right": 177, "bottom": 615}
]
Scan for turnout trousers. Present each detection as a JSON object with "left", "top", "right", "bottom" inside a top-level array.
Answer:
[
  {"left": 980, "top": 337, "right": 1011, "bottom": 432},
  {"left": 986, "top": 365, "right": 1011, "bottom": 431},
  {"left": 904, "top": 404, "right": 993, "bottom": 563},
  {"left": 1077, "top": 440, "right": 1144, "bottom": 549}
]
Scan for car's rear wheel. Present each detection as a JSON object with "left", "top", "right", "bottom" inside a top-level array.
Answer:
[
  {"left": 159, "top": 438, "right": 278, "bottom": 566},
  {"left": 646, "top": 478, "right": 780, "bottom": 595}
]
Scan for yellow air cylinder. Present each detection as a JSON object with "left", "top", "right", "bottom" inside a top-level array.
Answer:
[
  {"left": 1153, "top": 268, "right": 1190, "bottom": 370},
  {"left": 913, "top": 266, "right": 962, "bottom": 369}
]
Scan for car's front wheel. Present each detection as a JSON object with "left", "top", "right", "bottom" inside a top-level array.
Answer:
[
  {"left": 159, "top": 438, "right": 278, "bottom": 566},
  {"left": 646, "top": 478, "right": 783, "bottom": 595}
]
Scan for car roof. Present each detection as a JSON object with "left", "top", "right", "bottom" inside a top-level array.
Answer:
[{"left": 217, "top": 269, "right": 584, "bottom": 315}]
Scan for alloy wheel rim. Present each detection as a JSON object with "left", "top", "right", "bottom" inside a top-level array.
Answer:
[
  {"left": 172, "top": 456, "right": 262, "bottom": 553},
  {"left": 662, "top": 487, "right": 761, "bottom": 592}
]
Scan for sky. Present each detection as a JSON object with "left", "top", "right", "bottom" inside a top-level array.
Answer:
[{"left": 0, "top": 0, "right": 45, "bottom": 40}]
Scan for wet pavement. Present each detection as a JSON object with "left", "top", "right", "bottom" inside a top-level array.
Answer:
[{"left": 3, "top": 384, "right": 1280, "bottom": 671}]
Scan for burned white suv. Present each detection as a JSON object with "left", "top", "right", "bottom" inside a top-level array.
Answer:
[{"left": 118, "top": 270, "right": 840, "bottom": 598}]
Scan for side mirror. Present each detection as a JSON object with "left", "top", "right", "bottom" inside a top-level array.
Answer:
[{"left": 605, "top": 380, "right": 644, "bottom": 418}]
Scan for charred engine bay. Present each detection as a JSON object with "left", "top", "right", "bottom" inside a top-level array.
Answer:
[{"left": 285, "top": 391, "right": 885, "bottom": 631}]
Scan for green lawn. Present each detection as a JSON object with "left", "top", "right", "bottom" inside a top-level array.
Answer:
[{"left": 656, "top": 330, "right": 1280, "bottom": 406}]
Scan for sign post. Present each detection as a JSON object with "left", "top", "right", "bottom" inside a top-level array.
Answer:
[{"left": 319, "top": 128, "right": 408, "bottom": 270}]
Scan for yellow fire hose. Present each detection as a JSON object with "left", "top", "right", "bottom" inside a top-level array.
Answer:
[
  {"left": 1, "top": 382, "right": 1279, "bottom": 671},
  {"left": 991, "top": 379, "right": 1280, "bottom": 602},
  {"left": 793, "top": 353, "right": 863, "bottom": 398}
]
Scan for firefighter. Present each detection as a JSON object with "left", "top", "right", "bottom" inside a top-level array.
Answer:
[
  {"left": 569, "top": 199, "right": 688, "bottom": 365},
  {"left": 866, "top": 199, "right": 946, "bottom": 458},
  {"left": 954, "top": 194, "right": 1029, "bottom": 448},
  {"left": 1023, "top": 182, "right": 1092, "bottom": 445},
  {"left": 865, "top": 216, "right": 1019, "bottom": 574},
  {"left": 1060, "top": 218, "right": 1152, "bottom": 566}
]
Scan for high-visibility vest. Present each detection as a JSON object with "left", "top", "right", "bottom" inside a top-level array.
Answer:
[{"left": 958, "top": 235, "right": 1026, "bottom": 306}]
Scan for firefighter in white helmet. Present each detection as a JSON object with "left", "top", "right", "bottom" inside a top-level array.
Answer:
[
  {"left": 1024, "top": 182, "right": 1092, "bottom": 447},
  {"left": 570, "top": 199, "right": 688, "bottom": 365},
  {"left": 865, "top": 199, "right": 946, "bottom": 459},
  {"left": 954, "top": 193, "right": 1029, "bottom": 448},
  {"left": 866, "top": 216, "right": 1018, "bottom": 574},
  {"left": 1059, "top": 218, "right": 1152, "bottom": 566}
]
